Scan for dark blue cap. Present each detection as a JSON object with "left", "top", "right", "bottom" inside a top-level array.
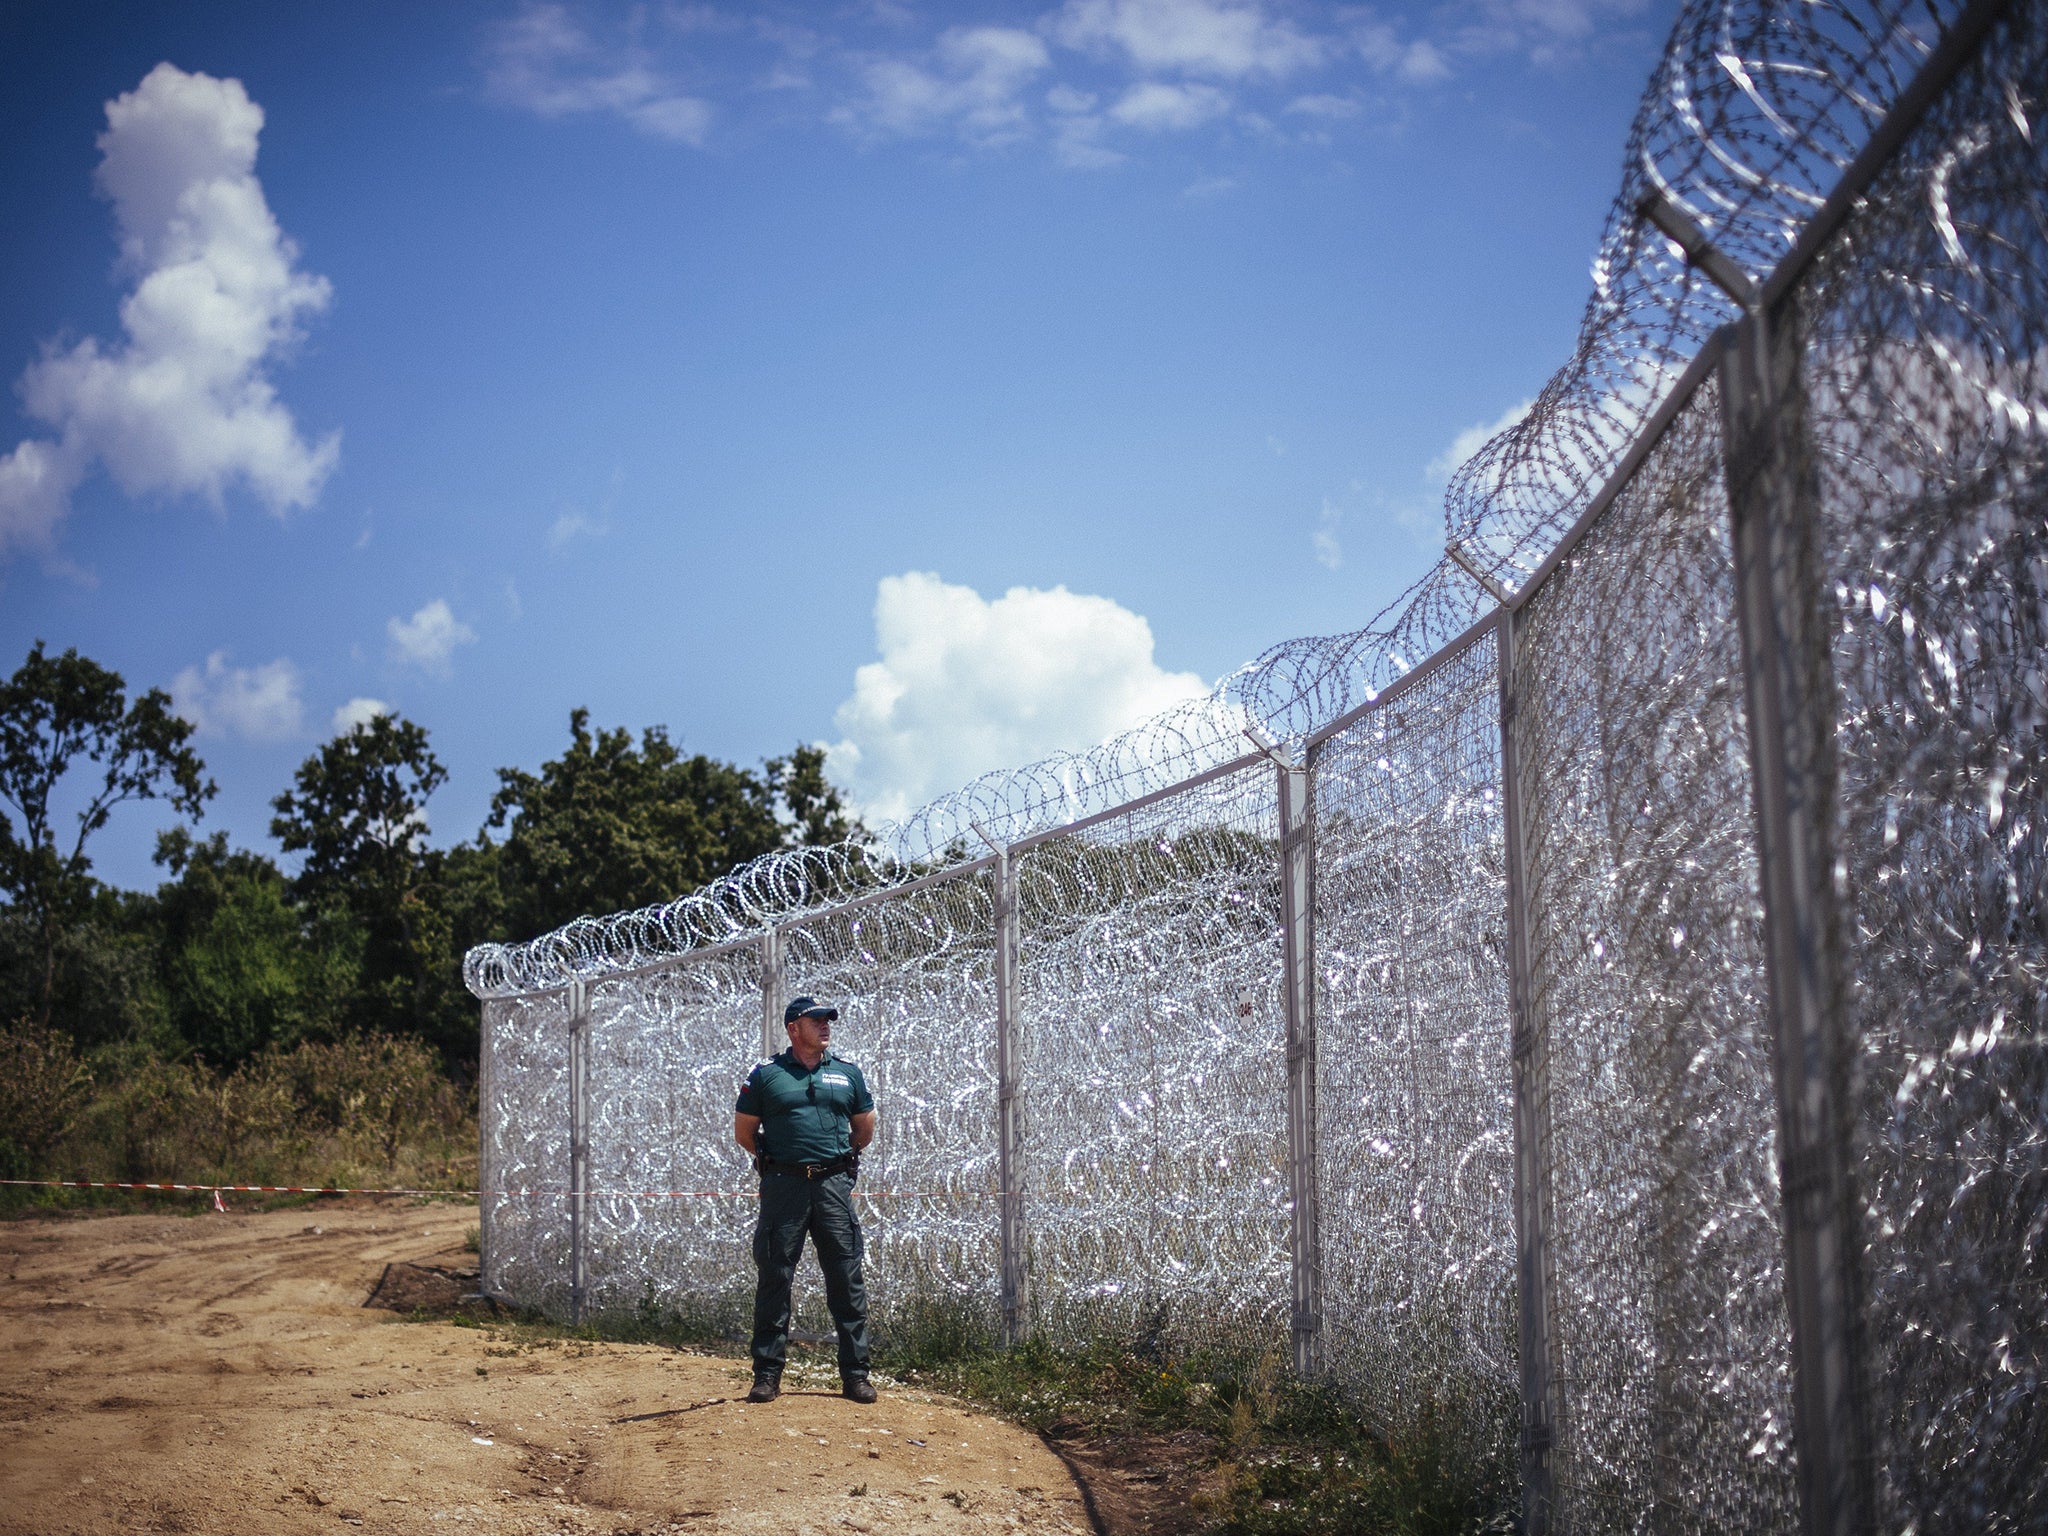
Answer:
[{"left": 784, "top": 995, "right": 839, "bottom": 1024}]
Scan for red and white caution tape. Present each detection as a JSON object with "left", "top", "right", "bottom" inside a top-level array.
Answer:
[
  {"left": 0, "top": 1177, "right": 990, "bottom": 1203},
  {"left": 1, "top": 1178, "right": 473, "bottom": 1197}
]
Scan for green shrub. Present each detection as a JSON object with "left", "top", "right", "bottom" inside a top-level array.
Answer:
[
  {"left": 2, "top": 1029, "right": 475, "bottom": 1212},
  {"left": 0, "top": 1017, "right": 92, "bottom": 1178},
  {"left": 277, "top": 1033, "right": 466, "bottom": 1170}
]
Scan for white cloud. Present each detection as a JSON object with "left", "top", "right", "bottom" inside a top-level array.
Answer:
[
  {"left": 1050, "top": 113, "right": 1125, "bottom": 169},
  {"left": 485, "top": 3, "right": 713, "bottom": 143},
  {"left": 1312, "top": 499, "right": 1343, "bottom": 569},
  {"left": 828, "top": 571, "right": 1209, "bottom": 823},
  {"left": 1285, "top": 92, "right": 1361, "bottom": 119},
  {"left": 172, "top": 651, "right": 304, "bottom": 741},
  {"left": 1399, "top": 40, "right": 1452, "bottom": 82},
  {"left": 331, "top": 696, "right": 391, "bottom": 734},
  {"left": 548, "top": 509, "right": 606, "bottom": 549},
  {"left": 1354, "top": 24, "right": 1452, "bottom": 83},
  {"left": 836, "top": 25, "right": 1050, "bottom": 140},
  {"left": 1483, "top": 0, "right": 1644, "bottom": 42},
  {"left": 386, "top": 598, "right": 477, "bottom": 676},
  {"left": 1455, "top": 0, "right": 1650, "bottom": 65},
  {"left": 1428, "top": 397, "right": 1536, "bottom": 482},
  {"left": 1109, "top": 80, "right": 1232, "bottom": 131},
  {"left": 0, "top": 64, "right": 337, "bottom": 558},
  {"left": 1056, "top": 0, "right": 1323, "bottom": 79}
]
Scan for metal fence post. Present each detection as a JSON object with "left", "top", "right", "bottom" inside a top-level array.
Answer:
[
  {"left": 477, "top": 999, "right": 495, "bottom": 1296},
  {"left": 566, "top": 978, "right": 590, "bottom": 1326},
  {"left": 1721, "top": 308, "right": 1872, "bottom": 1536},
  {"left": 1497, "top": 608, "right": 1560, "bottom": 1535},
  {"left": 991, "top": 841, "right": 1029, "bottom": 1345},
  {"left": 1272, "top": 739, "right": 1323, "bottom": 1377},
  {"left": 760, "top": 927, "right": 783, "bottom": 1060}
]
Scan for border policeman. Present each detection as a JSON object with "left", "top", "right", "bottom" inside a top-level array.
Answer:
[{"left": 733, "top": 994, "right": 878, "bottom": 1404}]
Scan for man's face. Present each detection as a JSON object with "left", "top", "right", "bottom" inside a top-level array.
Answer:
[{"left": 788, "top": 1010, "right": 833, "bottom": 1054}]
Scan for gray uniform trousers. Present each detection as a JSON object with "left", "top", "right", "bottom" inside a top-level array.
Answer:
[{"left": 749, "top": 1170, "right": 870, "bottom": 1378}]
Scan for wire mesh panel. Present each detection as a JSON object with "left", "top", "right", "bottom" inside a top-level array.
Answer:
[
  {"left": 1793, "top": 6, "right": 2048, "bottom": 1526},
  {"left": 582, "top": 949, "right": 763, "bottom": 1325},
  {"left": 1312, "top": 626, "right": 1518, "bottom": 1467},
  {"left": 479, "top": 989, "right": 574, "bottom": 1314},
  {"left": 1512, "top": 377, "right": 1799, "bottom": 1532},
  {"left": 554, "top": 878, "right": 1003, "bottom": 1340},
  {"left": 1016, "top": 764, "right": 1290, "bottom": 1355},
  {"left": 780, "top": 877, "right": 1002, "bottom": 1335}
]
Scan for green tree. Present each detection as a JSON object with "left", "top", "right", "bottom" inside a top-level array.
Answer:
[
  {"left": 0, "top": 642, "right": 212, "bottom": 1027},
  {"left": 0, "top": 896, "right": 165, "bottom": 1052},
  {"left": 486, "top": 712, "right": 861, "bottom": 942},
  {"left": 152, "top": 828, "right": 353, "bottom": 1066},
  {"left": 413, "top": 835, "right": 506, "bottom": 1069},
  {"left": 270, "top": 714, "right": 448, "bottom": 1046},
  {"left": 767, "top": 743, "right": 859, "bottom": 847},
  {"left": 271, "top": 714, "right": 446, "bottom": 908}
]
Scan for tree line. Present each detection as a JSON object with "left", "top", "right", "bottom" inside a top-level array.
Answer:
[{"left": 0, "top": 641, "right": 858, "bottom": 1077}]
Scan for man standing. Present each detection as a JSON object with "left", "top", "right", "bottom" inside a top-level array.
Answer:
[{"left": 734, "top": 994, "right": 878, "bottom": 1404}]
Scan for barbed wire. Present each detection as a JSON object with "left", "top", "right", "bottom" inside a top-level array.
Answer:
[{"left": 465, "top": 0, "right": 1960, "bottom": 1003}]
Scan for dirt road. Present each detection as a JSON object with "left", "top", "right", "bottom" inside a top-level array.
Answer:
[{"left": 0, "top": 1200, "right": 1095, "bottom": 1536}]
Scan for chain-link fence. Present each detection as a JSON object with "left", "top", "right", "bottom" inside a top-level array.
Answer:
[{"left": 467, "top": 1, "right": 2042, "bottom": 1528}]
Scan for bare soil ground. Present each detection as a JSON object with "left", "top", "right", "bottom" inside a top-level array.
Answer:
[{"left": 0, "top": 1199, "right": 1102, "bottom": 1536}]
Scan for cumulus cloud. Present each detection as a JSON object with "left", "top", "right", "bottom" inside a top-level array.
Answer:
[
  {"left": 172, "top": 651, "right": 305, "bottom": 741},
  {"left": 1428, "top": 397, "right": 1536, "bottom": 482},
  {"left": 829, "top": 571, "right": 1209, "bottom": 823},
  {"left": 485, "top": 3, "right": 713, "bottom": 143},
  {"left": 387, "top": 599, "right": 477, "bottom": 676},
  {"left": 1109, "top": 80, "right": 1232, "bottom": 131},
  {"left": 331, "top": 696, "right": 391, "bottom": 734},
  {"left": 0, "top": 63, "right": 337, "bottom": 558},
  {"left": 1056, "top": 0, "right": 1322, "bottom": 79},
  {"left": 836, "top": 26, "right": 1050, "bottom": 140}
]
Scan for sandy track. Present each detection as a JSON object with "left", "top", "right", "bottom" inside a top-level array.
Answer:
[{"left": 0, "top": 1200, "right": 1093, "bottom": 1536}]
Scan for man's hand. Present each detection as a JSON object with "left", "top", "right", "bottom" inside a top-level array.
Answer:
[
  {"left": 850, "top": 1110, "right": 877, "bottom": 1153},
  {"left": 734, "top": 1112, "right": 763, "bottom": 1163}
]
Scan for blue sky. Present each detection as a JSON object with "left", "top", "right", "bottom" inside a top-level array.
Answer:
[{"left": 0, "top": 0, "right": 1675, "bottom": 894}]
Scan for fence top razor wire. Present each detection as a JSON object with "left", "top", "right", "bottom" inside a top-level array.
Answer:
[{"left": 464, "top": 0, "right": 1968, "bottom": 1003}]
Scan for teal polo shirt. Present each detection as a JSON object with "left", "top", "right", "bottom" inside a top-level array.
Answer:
[{"left": 735, "top": 1049, "right": 874, "bottom": 1165}]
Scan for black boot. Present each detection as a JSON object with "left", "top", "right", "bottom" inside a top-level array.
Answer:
[
  {"left": 842, "top": 1374, "right": 877, "bottom": 1404},
  {"left": 746, "top": 1372, "right": 781, "bottom": 1403}
]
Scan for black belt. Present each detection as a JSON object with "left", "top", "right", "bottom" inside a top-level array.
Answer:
[{"left": 758, "top": 1155, "right": 855, "bottom": 1180}]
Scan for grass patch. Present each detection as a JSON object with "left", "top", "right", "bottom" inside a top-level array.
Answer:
[{"left": 881, "top": 1328, "right": 1514, "bottom": 1536}]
